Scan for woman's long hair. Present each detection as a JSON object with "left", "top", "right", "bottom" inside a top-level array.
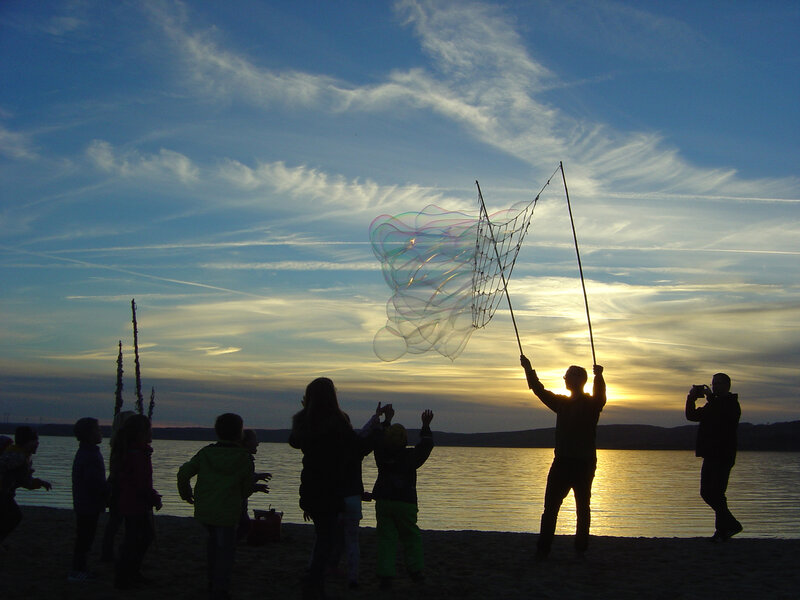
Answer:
[
  {"left": 110, "top": 413, "right": 151, "bottom": 477},
  {"left": 299, "top": 377, "right": 350, "bottom": 435}
]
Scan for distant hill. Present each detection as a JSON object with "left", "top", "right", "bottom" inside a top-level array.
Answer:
[{"left": 3, "top": 420, "right": 799, "bottom": 451}]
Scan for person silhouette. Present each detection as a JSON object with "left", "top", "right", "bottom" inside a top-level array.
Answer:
[
  {"left": 685, "top": 373, "right": 742, "bottom": 541},
  {"left": 289, "top": 377, "right": 378, "bottom": 600},
  {"left": 0, "top": 426, "right": 53, "bottom": 544},
  {"left": 372, "top": 407, "right": 434, "bottom": 589},
  {"left": 520, "top": 355, "right": 605, "bottom": 559}
]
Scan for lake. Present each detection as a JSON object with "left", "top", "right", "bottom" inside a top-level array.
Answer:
[{"left": 14, "top": 437, "right": 800, "bottom": 538}]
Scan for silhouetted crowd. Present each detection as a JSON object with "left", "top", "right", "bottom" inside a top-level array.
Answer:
[{"left": 0, "top": 364, "right": 742, "bottom": 600}]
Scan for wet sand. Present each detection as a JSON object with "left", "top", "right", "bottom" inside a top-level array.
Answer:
[{"left": 1, "top": 506, "right": 798, "bottom": 599}]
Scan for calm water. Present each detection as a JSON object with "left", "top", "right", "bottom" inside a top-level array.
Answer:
[{"left": 15, "top": 437, "right": 800, "bottom": 539}]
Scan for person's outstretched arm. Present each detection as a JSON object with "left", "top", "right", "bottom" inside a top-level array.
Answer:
[
  {"left": 414, "top": 410, "right": 434, "bottom": 468},
  {"left": 593, "top": 365, "right": 606, "bottom": 409},
  {"left": 520, "top": 355, "right": 558, "bottom": 412}
]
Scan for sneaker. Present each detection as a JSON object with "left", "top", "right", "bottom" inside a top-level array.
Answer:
[
  {"left": 68, "top": 571, "right": 97, "bottom": 582},
  {"left": 710, "top": 531, "right": 726, "bottom": 543},
  {"left": 725, "top": 523, "right": 743, "bottom": 539}
]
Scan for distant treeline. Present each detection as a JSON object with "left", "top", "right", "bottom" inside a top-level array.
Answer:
[{"left": 2, "top": 421, "right": 799, "bottom": 451}]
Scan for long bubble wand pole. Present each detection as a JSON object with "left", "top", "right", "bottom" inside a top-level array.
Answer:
[
  {"left": 560, "top": 161, "right": 596, "bottom": 366},
  {"left": 476, "top": 180, "right": 524, "bottom": 355}
]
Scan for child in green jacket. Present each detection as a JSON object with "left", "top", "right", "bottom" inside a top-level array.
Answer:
[
  {"left": 178, "top": 413, "right": 257, "bottom": 599},
  {"left": 372, "top": 407, "right": 434, "bottom": 589}
]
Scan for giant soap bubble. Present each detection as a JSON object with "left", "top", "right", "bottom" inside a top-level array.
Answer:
[{"left": 370, "top": 195, "right": 537, "bottom": 361}]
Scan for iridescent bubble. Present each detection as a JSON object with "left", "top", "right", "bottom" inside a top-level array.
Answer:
[{"left": 370, "top": 199, "right": 536, "bottom": 361}]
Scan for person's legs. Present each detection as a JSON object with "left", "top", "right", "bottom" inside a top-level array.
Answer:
[
  {"left": 305, "top": 510, "right": 338, "bottom": 598},
  {"left": 71, "top": 511, "right": 100, "bottom": 572},
  {"left": 0, "top": 496, "right": 22, "bottom": 543},
  {"left": 342, "top": 495, "right": 362, "bottom": 585},
  {"left": 572, "top": 460, "right": 597, "bottom": 554},
  {"left": 326, "top": 511, "right": 345, "bottom": 573},
  {"left": 206, "top": 524, "right": 217, "bottom": 591},
  {"left": 375, "top": 500, "right": 400, "bottom": 578},
  {"left": 132, "top": 513, "right": 154, "bottom": 578},
  {"left": 395, "top": 501, "right": 423, "bottom": 576},
  {"left": 537, "top": 458, "right": 572, "bottom": 558},
  {"left": 206, "top": 525, "right": 237, "bottom": 598},
  {"left": 100, "top": 504, "right": 122, "bottom": 561},
  {"left": 700, "top": 457, "right": 732, "bottom": 535},
  {"left": 115, "top": 513, "right": 152, "bottom": 588},
  {"left": 701, "top": 457, "right": 740, "bottom": 536},
  {"left": 115, "top": 515, "right": 137, "bottom": 587}
]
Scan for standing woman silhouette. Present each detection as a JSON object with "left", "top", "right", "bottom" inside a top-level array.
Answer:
[{"left": 289, "top": 377, "right": 359, "bottom": 600}]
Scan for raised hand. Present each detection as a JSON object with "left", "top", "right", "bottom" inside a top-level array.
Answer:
[{"left": 421, "top": 409, "right": 434, "bottom": 427}]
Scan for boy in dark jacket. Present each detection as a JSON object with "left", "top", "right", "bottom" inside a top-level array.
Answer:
[
  {"left": 178, "top": 413, "right": 257, "bottom": 600},
  {"left": 69, "top": 417, "right": 109, "bottom": 581},
  {"left": 372, "top": 407, "right": 434, "bottom": 588}
]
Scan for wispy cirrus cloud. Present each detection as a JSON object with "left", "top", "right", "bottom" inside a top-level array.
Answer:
[
  {"left": 0, "top": 125, "right": 38, "bottom": 160},
  {"left": 147, "top": 0, "right": 798, "bottom": 201},
  {"left": 217, "top": 159, "right": 459, "bottom": 214},
  {"left": 86, "top": 139, "right": 199, "bottom": 183},
  {"left": 200, "top": 260, "right": 379, "bottom": 271}
]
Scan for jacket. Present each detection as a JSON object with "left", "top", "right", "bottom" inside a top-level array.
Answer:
[
  {"left": 372, "top": 424, "right": 434, "bottom": 505},
  {"left": 529, "top": 375, "right": 606, "bottom": 461},
  {"left": 117, "top": 443, "right": 160, "bottom": 516},
  {"left": 289, "top": 411, "right": 360, "bottom": 515},
  {"left": 72, "top": 443, "right": 109, "bottom": 515},
  {"left": 177, "top": 442, "right": 253, "bottom": 527},
  {"left": 0, "top": 445, "right": 36, "bottom": 498},
  {"left": 686, "top": 392, "right": 740, "bottom": 459}
]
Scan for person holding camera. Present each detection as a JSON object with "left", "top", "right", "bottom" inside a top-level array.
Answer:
[{"left": 685, "top": 374, "right": 742, "bottom": 541}]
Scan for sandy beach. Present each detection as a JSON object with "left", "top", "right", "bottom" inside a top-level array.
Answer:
[{"left": 1, "top": 506, "right": 798, "bottom": 599}]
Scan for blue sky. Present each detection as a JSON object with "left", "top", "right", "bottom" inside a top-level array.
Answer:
[{"left": 1, "top": 0, "right": 798, "bottom": 433}]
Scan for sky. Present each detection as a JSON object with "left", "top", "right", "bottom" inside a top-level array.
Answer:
[{"left": 1, "top": 0, "right": 799, "bottom": 433}]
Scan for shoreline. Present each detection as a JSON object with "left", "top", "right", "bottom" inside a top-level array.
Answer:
[{"left": 2, "top": 507, "right": 799, "bottom": 599}]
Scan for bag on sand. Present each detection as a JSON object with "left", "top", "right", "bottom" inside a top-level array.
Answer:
[{"left": 247, "top": 507, "right": 283, "bottom": 545}]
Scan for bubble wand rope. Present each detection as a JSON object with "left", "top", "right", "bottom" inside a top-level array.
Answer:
[
  {"left": 475, "top": 180, "right": 524, "bottom": 355},
  {"left": 560, "top": 161, "right": 596, "bottom": 366}
]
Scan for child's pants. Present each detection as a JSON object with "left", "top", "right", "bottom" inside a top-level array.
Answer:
[
  {"left": 72, "top": 511, "right": 101, "bottom": 571},
  {"left": 342, "top": 494, "right": 362, "bottom": 582},
  {"left": 115, "top": 513, "right": 154, "bottom": 587},
  {"left": 204, "top": 524, "right": 237, "bottom": 598},
  {"left": 375, "top": 499, "right": 423, "bottom": 577}
]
